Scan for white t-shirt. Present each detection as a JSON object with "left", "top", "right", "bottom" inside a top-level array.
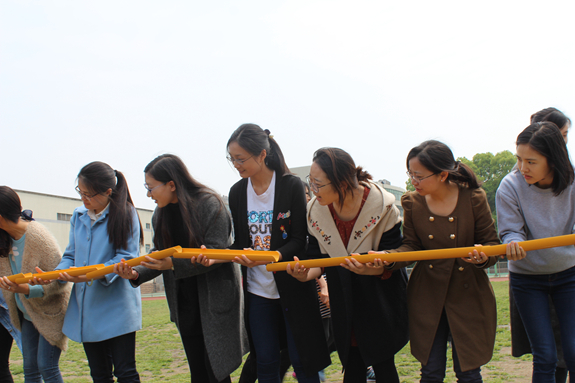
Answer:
[{"left": 246, "top": 171, "right": 279, "bottom": 299}]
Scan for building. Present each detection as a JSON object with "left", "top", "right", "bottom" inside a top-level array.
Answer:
[{"left": 377, "top": 179, "right": 405, "bottom": 217}]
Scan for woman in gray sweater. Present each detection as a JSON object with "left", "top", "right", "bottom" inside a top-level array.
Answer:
[
  {"left": 497, "top": 121, "right": 575, "bottom": 382},
  {"left": 116, "top": 154, "right": 248, "bottom": 383}
]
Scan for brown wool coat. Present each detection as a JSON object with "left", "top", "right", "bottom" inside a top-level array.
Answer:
[
  {"left": 0, "top": 222, "right": 71, "bottom": 350},
  {"left": 389, "top": 187, "right": 499, "bottom": 372}
]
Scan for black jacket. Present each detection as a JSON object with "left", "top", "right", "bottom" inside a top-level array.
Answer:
[{"left": 228, "top": 173, "right": 331, "bottom": 375}]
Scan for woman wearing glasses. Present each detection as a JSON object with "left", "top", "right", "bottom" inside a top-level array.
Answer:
[
  {"left": 289, "top": 147, "right": 408, "bottom": 382},
  {"left": 115, "top": 154, "right": 247, "bottom": 383},
  {"left": 53, "top": 162, "right": 144, "bottom": 382},
  {"left": 216, "top": 124, "right": 330, "bottom": 383},
  {"left": 0, "top": 186, "right": 70, "bottom": 382},
  {"left": 381, "top": 140, "right": 499, "bottom": 382}
]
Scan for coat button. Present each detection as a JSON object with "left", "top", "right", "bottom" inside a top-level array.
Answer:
[
  {"left": 428, "top": 235, "right": 434, "bottom": 240},
  {"left": 464, "top": 283, "right": 469, "bottom": 288},
  {"left": 450, "top": 234, "right": 455, "bottom": 239},
  {"left": 449, "top": 217, "right": 454, "bottom": 222},
  {"left": 429, "top": 217, "right": 435, "bottom": 222},
  {"left": 429, "top": 264, "right": 433, "bottom": 269},
  {"left": 458, "top": 267, "right": 464, "bottom": 271}
]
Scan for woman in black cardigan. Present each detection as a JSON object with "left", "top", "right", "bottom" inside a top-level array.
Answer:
[{"left": 201, "top": 124, "right": 330, "bottom": 383}]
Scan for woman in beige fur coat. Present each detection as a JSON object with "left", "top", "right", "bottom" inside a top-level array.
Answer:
[{"left": 0, "top": 186, "right": 71, "bottom": 382}]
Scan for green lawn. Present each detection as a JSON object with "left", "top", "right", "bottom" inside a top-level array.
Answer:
[{"left": 7, "top": 280, "right": 532, "bottom": 382}]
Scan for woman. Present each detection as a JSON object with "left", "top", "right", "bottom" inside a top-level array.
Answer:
[
  {"left": 224, "top": 124, "right": 330, "bottom": 383},
  {"left": 383, "top": 140, "right": 499, "bottom": 382},
  {"left": 497, "top": 122, "right": 575, "bottom": 382},
  {"left": 54, "top": 162, "right": 143, "bottom": 382},
  {"left": 115, "top": 154, "right": 248, "bottom": 383},
  {"left": 289, "top": 147, "right": 408, "bottom": 382},
  {"left": 509, "top": 108, "right": 572, "bottom": 383},
  {"left": 0, "top": 186, "right": 70, "bottom": 382}
]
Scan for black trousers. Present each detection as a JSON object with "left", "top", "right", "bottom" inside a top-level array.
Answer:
[
  {"left": 0, "top": 325, "right": 13, "bottom": 383},
  {"left": 83, "top": 332, "right": 140, "bottom": 383}
]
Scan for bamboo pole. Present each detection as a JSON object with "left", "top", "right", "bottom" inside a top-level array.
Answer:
[
  {"left": 84, "top": 246, "right": 183, "bottom": 280},
  {"left": 265, "top": 234, "right": 575, "bottom": 272},
  {"left": 173, "top": 248, "right": 280, "bottom": 262}
]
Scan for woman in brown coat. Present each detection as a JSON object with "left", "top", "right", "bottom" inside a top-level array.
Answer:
[{"left": 379, "top": 140, "right": 500, "bottom": 382}]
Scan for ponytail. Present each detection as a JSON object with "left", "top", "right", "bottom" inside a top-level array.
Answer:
[
  {"left": 446, "top": 161, "right": 480, "bottom": 188},
  {"left": 356, "top": 166, "right": 373, "bottom": 183},
  {"left": 78, "top": 162, "right": 144, "bottom": 249}
]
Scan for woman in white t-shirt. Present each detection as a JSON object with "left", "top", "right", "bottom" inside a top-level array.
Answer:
[{"left": 199, "top": 124, "right": 330, "bottom": 383}]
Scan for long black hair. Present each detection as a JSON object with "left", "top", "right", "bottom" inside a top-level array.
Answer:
[
  {"left": 78, "top": 162, "right": 144, "bottom": 249},
  {"left": 0, "top": 186, "right": 35, "bottom": 258},
  {"left": 227, "top": 123, "right": 289, "bottom": 177},
  {"left": 312, "top": 147, "right": 372, "bottom": 207},
  {"left": 516, "top": 122, "right": 574, "bottom": 196},
  {"left": 144, "top": 154, "right": 224, "bottom": 249},
  {"left": 406, "top": 140, "right": 480, "bottom": 189}
]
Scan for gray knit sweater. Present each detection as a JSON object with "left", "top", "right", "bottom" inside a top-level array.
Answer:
[{"left": 496, "top": 169, "right": 575, "bottom": 274}]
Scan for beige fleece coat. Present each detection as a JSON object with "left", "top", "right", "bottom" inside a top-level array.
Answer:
[{"left": 0, "top": 221, "right": 71, "bottom": 350}]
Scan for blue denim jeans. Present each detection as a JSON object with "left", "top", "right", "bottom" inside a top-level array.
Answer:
[
  {"left": 510, "top": 266, "right": 575, "bottom": 383},
  {"left": 20, "top": 318, "right": 63, "bottom": 383},
  {"left": 420, "top": 310, "right": 482, "bottom": 383},
  {"left": 247, "top": 293, "right": 319, "bottom": 383},
  {"left": 82, "top": 332, "right": 140, "bottom": 383}
]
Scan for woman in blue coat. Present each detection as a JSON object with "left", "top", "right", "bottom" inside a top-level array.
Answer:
[{"left": 55, "top": 162, "right": 144, "bottom": 382}]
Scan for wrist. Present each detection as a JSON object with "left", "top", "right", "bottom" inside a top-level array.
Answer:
[{"left": 130, "top": 271, "right": 139, "bottom": 280}]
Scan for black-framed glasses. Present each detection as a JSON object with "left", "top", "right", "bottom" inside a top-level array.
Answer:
[
  {"left": 75, "top": 186, "right": 99, "bottom": 201},
  {"left": 406, "top": 171, "right": 438, "bottom": 183},
  {"left": 306, "top": 175, "right": 331, "bottom": 194},
  {"left": 226, "top": 155, "right": 253, "bottom": 165},
  {"left": 144, "top": 183, "right": 166, "bottom": 193}
]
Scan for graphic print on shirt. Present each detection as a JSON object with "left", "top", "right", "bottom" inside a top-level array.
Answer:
[{"left": 248, "top": 210, "right": 273, "bottom": 250}]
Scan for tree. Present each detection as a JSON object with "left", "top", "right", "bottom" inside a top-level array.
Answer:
[
  {"left": 405, "top": 178, "right": 415, "bottom": 192},
  {"left": 458, "top": 150, "right": 516, "bottom": 219}
]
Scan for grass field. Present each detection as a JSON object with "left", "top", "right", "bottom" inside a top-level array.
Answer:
[{"left": 6, "top": 280, "right": 533, "bottom": 382}]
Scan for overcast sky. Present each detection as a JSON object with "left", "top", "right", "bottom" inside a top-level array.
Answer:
[{"left": 2, "top": 0, "right": 574, "bottom": 211}]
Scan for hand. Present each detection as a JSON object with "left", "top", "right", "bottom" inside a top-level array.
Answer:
[
  {"left": 462, "top": 248, "right": 489, "bottom": 265},
  {"left": 368, "top": 250, "right": 393, "bottom": 267},
  {"left": 114, "top": 259, "right": 138, "bottom": 280},
  {"left": 28, "top": 267, "right": 53, "bottom": 286},
  {"left": 232, "top": 248, "right": 269, "bottom": 268},
  {"left": 0, "top": 277, "right": 30, "bottom": 294},
  {"left": 317, "top": 276, "right": 330, "bottom": 307},
  {"left": 341, "top": 255, "right": 385, "bottom": 275},
  {"left": 506, "top": 242, "right": 527, "bottom": 261},
  {"left": 287, "top": 256, "right": 311, "bottom": 282},
  {"left": 57, "top": 271, "right": 90, "bottom": 283},
  {"left": 190, "top": 245, "right": 224, "bottom": 267},
  {"left": 141, "top": 255, "right": 173, "bottom": 271}
]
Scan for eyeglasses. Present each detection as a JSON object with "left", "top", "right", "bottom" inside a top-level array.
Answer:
[
  {"left": 306, "top": 175, "right": 331, "bottom": 194},
  {"left": 144, "top": 183, "right": 166, "bottom": 193},
  {"left": 75, "top": 186, "right": 99, "bottom": 201},
  {"left": 226, "top": 155, "right": 253, "bottom": 165},
  {"left": 406, "top": 171, "right": 438, "bottom": 183}
]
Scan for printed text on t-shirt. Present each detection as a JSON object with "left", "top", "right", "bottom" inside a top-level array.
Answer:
[{"left": 248, "top": 210, "right": 273, "bottom": 250}]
